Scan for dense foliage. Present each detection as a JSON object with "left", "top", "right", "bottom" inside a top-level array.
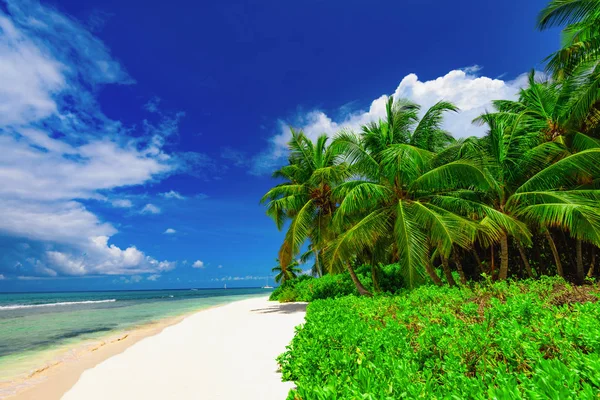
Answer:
[
  {"left": 270, "top": 265, "right": 405, "bottom": 302},
  {"left": 261, "top": 0, "right": 600, "bottom": 295},
  {"left": 280, "top": 278, "right": 600, "bottom": 399}
]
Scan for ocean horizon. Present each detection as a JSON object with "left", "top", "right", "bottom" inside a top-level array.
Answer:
[{"left": 0, "top": 288, "right": 270, "bottom": 385}]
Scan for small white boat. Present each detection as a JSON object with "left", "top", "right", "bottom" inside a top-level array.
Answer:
[{"left": 262, "top": 277, "right": 273, "bottom": 289}]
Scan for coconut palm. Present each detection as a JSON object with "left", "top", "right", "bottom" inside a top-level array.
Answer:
[
  {"left": 272, "top": 259, "right": 302, "bottom": 284},
  {"left": 260, "top": 129, "right": 349, "bottom": 279},
  {"left": 537, "top": 0, "right": 600, "bottom": 79},
  {"left": 462, "top": 103, "right": 600, "bottom": 281}
]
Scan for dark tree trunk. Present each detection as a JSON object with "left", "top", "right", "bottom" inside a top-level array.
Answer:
[
  {"left": 454, "top": 257, "right": 467, "bottom": 285},
  {"left": 561, "top": 231, "right": 576, "bottom": 274},
  {"left": 441, "top": 256, "right": 457, "bottom": 287},
  {"left": 490, "top": 245, "right": 496, "bottom": 279},
  {"left": 472, "top": 249, "right": 485, "bottom": 275},
  {"left": 516, "top": 242, "right": 536, "bottom": 278},
  {"left": 576, "top": 240, "right": 584, "bottom": 283},
  {"left": 347, "top": 263, "right": 372, "bottom": 297},
  {"left": 425, "top": 258, "right": 443, "bottom": 286},
  {"left": 371, "top": 264, "right": 381, "bottom": 292},
  {"left": 545, "top": 230, "right": 564, "bottom": 278},
  {"left": 498, "top": 233, "right": 509, "bottom": 280},
  {"left": 588, "top": 247, "right": 596, "bottom": 278}
]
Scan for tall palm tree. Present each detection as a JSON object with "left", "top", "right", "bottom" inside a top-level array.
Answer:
[
  {"left": 261, "top": 129, "right": 349, "bottom": 280},
  {"left": 325, "top": 98, "right": 486, "bottom": 289},
  {"left": 464, "top": 91, "right": 600, "bottom": 280},
  {"left": 272, "top": 259, "right": 302, "bottom": 284}
]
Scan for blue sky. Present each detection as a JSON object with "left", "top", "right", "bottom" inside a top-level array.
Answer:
[{"left": 0, "top": 0, "right": 558, "bottom": 292}]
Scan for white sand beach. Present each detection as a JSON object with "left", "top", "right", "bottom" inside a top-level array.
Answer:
[{"left": 58, "top": 296, "right": 305, "bottom": 400}]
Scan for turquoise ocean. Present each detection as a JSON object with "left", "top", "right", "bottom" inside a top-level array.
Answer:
[{"left": 0, "top": 288, "right": 268, "bottom": 384}]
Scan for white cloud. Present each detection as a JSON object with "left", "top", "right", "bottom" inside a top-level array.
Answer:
[
  {"left": 192, "top": 260, "right": 205, "bottom": 269},
  {"left": 161, "top": 190, "right": 185, "bottom": 200},
  {"left": 141, "top": 204, "right": 161, "bottom": 215},
  {"left": 0, "top": 2, "right": 177, "bottom": 278},
  {"left": 112, "top": 199, "right": 133, "bottom": 208},
  {"left": 147, "top": 274, "right": 161, "bottom": 281},
  {"left": 163, "top": 228, "right": 176, "bottom": 234},
  {"left": 253, "top": 67, "right": 530, "bottom": 174},
  {"left": 217, "top": 264, "right": 223, "bottom": 269},
  {"left": 0, "top": 274, "right": 5, "bottom": 280}
]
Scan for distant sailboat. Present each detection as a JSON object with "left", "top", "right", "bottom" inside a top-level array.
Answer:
[
  {"left": 262, "top": 277, "right": 273, "bottom": 289},
  {"left": 224, "top": 284, "right": 227, "bottom": 289}
]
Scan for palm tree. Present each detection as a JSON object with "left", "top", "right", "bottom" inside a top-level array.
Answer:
[
  {"left": 463, "top": 92, "right": 600, "bottom": 280},
  {"left": 326, "top": 98, "right": 486, "bottom": 289},
  {"left": 272, "top": 259, "right": 302, "bottom": 284},
  {"left": 261, "top": 129, "right": 349, "bottom": 281},
  {"left": 537, "top": 0, "right": 600, "bottom": 79}
]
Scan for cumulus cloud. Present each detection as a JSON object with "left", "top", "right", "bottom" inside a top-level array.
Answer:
[
  {"left": 0, "top": 274, "right": 5, "bottom": 280},
  {"left": 141, "top": 204, "right": 161, "bottom": 215},
  {"left": 163, "top": 228, "right": 176, "bottom": 234},
  {"left": 0, "top": 1, "right": 177, "bottom": 278},
  {"left": 217, "top": 264, "right": 223, "bottom": 269},
  {"left": 161, "top": 190, "right": 185, "bottom": 200},
  {"left": 192, "top": 260, "right": 205, "bottom": 269},
  {"left": 252, "top": 67, "right": 530, "bottom": 174},
  {"left": 147, "top": 274, "right": 161, "bottom": 281}
]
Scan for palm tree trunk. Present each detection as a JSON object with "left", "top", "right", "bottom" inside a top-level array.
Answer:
[
  {"left": 441, "top": 255, "right": 457, "bottom": 287},
  {"left": 490, "top": 245, "right": 496, "bottom": 279},
  {"left": 588, "top": 247, "right": 596, "bottom": 278},
  {"left": 516, "top": 242, "right": 535, "bottom": 278},
  {"left": 498, "top": 233, "right": 509, "bottom": 280},
  {"left": 425, "top": 258, "right": 443, "bottom": 286},
  {"left": 545, "top": 230, "right": 564, "bottom": 278},
  {"left": 454, "top": 257, "right": 467, "bottom": 285},
  {"left": 314, "top": 249, "right": 322, "bottom": 277},
  {"left": 371, "top": 265, "right": 381, "bottom": 292},
  {"left": 347, "top": 263, "right": 372, "bottom": 297},
  {"left": 576, "top": 240, "right": 584, "bottom": 283},
  {"left": 472, "top": 249, "right": 485, "bottom": 275}
]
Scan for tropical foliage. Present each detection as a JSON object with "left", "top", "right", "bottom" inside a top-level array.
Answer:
[
  {"left": 271, "top": 258, "right": 302, "bottom": 284},
  {"left": 280, "top": 278, "right": 600, "bottom": 399},
  {"left": 261, "top": 0, "right": 600, "bottom": 293}
]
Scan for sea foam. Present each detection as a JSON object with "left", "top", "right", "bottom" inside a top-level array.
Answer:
[{"left": 0, "top": 299, "right": 117, "bottom": 310}]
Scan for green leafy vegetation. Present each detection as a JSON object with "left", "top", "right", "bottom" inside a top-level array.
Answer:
[
  {"left": 280, "top": 278, "right": 600, "bottom": 399},
  {"left": 270, "top": 265, "right": 405, "bottom": 302},
  {"left": 261, "top": 0, "right": 600, "bottom": 295}
]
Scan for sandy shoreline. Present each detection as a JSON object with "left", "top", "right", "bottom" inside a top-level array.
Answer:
[
  {"left": 2, "top": 306, "right": 215, "bottom": 400},
  {"left": 4, "top": 296, "right": 305, "bottom": 400}
]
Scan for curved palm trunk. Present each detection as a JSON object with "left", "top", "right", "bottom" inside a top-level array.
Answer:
[
  {"left": 425, "top": 258, "right": 443, "bottom": 286},
  {"left": 576, "top": 240, "right": 584, "bottom": 283},
  {"left": 498, "top": 233, "right": 509, "bottom": 280},
  {"left": 441, "top": 256, "right": 457, "bottom": 287},
  {"left": 516, "top": 242, "right": 536, "bottom": 278},
  {"left": 545, "top": 230, "right": 564, "bottom": 278},
  {"left": 347, "top": 263, "right": 372, "bottom": 297},
  {"left": 588, "top": 247, "right": 596, "bottom": 278}
]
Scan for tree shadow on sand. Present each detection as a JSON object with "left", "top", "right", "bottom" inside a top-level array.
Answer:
[{"left": 250, "top": 303, "right": 307, "bottom": 315}]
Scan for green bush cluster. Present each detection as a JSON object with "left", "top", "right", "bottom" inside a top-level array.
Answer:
[
  {"left": 279, "top": 277, "right": 600, "bottom": 399},
  {"left": 269, "top": 265, "right": 405, "bottom": 302}
]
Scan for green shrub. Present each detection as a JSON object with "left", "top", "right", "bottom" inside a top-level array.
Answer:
[
  {"left": 270, "top": 264, "right": 405, "bottom": 302},
  {"left": 279, "top": 277, "right": 600, "bottom": 399}
]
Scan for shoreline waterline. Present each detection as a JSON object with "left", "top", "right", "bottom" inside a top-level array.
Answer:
[{"left": 0, "top": 290, "right": 271, "bottom": 399}]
